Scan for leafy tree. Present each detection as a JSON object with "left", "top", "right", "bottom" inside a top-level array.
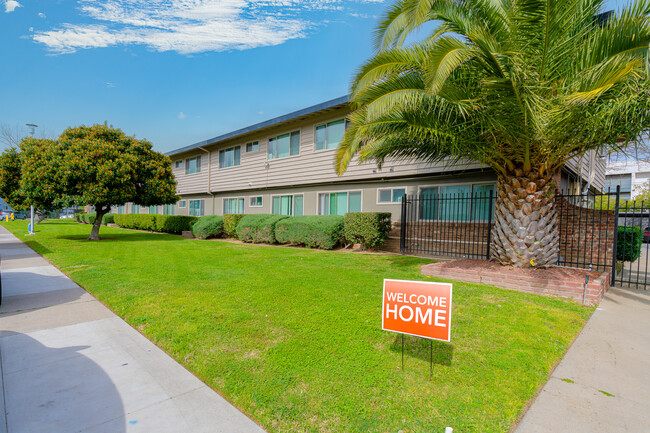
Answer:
[
  {"left": 0, "top": 147, "right": 26, "bottom": 210},
  {"left": 2, "top": 125, "right": 178, "bottom": 240},
  {"left": 336, "top": 0, "right": 650, "bottom": 267}
]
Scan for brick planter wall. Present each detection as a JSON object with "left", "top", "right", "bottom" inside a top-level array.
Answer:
[{"left": 422, "top": 259, "right": 611, "bottom": 305}]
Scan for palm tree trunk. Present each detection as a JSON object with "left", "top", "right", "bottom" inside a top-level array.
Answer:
[{"left": 491, "top": 170, "right": 559, "bottom": 267}]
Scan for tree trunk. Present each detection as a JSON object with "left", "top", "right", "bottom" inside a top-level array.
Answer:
[
  {"left": 88, "top": 205, "right": 107, "bottom": 241},
  {"left": 491, "top": 169, "right": 559, "bottom": 267}
]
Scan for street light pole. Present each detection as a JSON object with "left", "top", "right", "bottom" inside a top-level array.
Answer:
[{"left": 26, "top": 123, "right": 38, "bottom": 235}]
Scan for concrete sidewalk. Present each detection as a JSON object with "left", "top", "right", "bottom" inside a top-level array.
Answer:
[
  {"left": 515, "top": 284, "right": 650, "bottom": 432},
  {"left": 0, "top": 226, "right": 265, "bottom": 433}
]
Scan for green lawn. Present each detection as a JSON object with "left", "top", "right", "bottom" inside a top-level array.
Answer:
[{"left": 1, "top": 220, "right": 592, "bottom": 432}]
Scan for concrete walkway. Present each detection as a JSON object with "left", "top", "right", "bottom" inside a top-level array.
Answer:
[
  {"left": 0, "top": 226, "right": 265, "bottom": 433},
  {"left": 516, "top": 284, "right": 650, "bottom": 432}
]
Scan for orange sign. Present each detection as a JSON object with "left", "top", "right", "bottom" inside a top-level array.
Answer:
[{"left": 382, "top": 279, "right": 452, "bottom": 342}]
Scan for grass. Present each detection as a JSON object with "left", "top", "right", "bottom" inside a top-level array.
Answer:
[{"left": 1, "top": 220, "right": 593, "bottom": 432}]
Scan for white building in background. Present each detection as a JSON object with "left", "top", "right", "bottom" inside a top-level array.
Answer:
[{"left": 604, "top": 153, "right": 650, "bottom": 201}]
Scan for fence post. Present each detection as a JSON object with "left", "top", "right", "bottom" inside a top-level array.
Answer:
[
  {"left": 611, "top": 185, "right": 620, "bottom": 286},
  {"left": 400, "top": 194, "right": 407, "bottom": 255},
  {"left": 486, "top": 190, "right": 494, "bottom": 260}
]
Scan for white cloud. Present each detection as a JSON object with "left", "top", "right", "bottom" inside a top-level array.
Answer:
[
  {"left": 33, "top": 0, "right": 314, "bottom": 54},
  {"left": 105, "top": 82, "right": 117, "bottom": 87},
  {"left": 4, "top": 0, "right": 22, "bottom": 13},
  {"left": 32, "top": 0, "right": 379, "bottom": 54},
  {"left": 38, "top": 12, "right": 46, "bottom": 18},
  {"left": 178, "top": 111, "right": 187, "bottom": 119}
]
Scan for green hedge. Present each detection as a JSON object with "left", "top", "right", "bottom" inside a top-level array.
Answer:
[
  {"left": 114, "top": 214, "right": 197, "bottom": 234},
  {"left": 154, "top": 215, "right": 197, "bottom": 234},
  {"left": 275, "top": 215, "right": 344, "bottom": 250},
  {"left": 617, "top": 226, "right": 642, "bottom": 262},
  {"left": 343, "top": 212, "right": 392, "bottom": 249},
  {"left": 77, "top": 213, "right": 114, "bottom": 225},
  {"left": 236, "top": 214, "right": 289, "bottom": 243},
  {"left": 192, "top": 215, "right": 224, "bottom": 239},
  {"left": 224, "top": 214, "right": 246, "bottom": 238}
]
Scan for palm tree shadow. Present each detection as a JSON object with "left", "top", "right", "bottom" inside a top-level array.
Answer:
[
  {"left": 390, "top": 334, "right": 454, "bottom": 366},
  {"left": 0, "top": 332, "right": 126, "bottom": 432}
]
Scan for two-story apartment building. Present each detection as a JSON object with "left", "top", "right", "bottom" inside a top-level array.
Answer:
[{"left": 115, "top": 96, "right": 606, "bottom": 221}]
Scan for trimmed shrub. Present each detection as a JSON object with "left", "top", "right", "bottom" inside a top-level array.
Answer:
[
  {"left": 154, "top": 215, "right": 197, "bottom": 234},
  {"left": 236, "top": 214, "right": 289, "bottom": 243},
  {"left": 192, "top": 215, "right": 224, "bottom": 239},
  {"left": 343, "top": 212, "right": 392, "bottom": 249},
  {"left": 78, "top": 212, "right": 114, "bottom": 225},
  {"left": 275, "top": 215, "right": 344, "bottom": 250},
  {"left": 224, "top": 213, "right": 246, "bottom": 238},
  {"left": 114, "top": 214, "right": 197, "bottom": 233},
  {"left": 114, "top": 214, "right": 156, "bottom": 231},
  {"left": 617, "top": 226, "right": 642, "bottom": 262}
]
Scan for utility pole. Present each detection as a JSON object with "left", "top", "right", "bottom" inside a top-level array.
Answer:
[{"left": 26, "top": 123, "right": 38, "bottom": 235}]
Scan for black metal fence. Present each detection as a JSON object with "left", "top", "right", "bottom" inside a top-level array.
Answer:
[
  {"left": 555, "top": 189, "right": 619, "bottom": 275},
  {"left": 400, "top": 191, "right": 494, "bottom": 259}
]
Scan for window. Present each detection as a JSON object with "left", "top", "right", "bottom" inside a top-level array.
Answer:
[
  {"left": 272, "top": 195, "right": 303, "bottom": 216},
  {"left": 378, "top": 187, "right": 406, "bottom": 204},
  {"left": 163, "top": 204, "right": 174, "bottom": 215},
  {"left": 149, "top": 205, "right": 157, "bottom": 214},
  {"left": 318, "top": 192, "right": 361, "bottom": 216},
  {"left": 268, "top": 131, "right": 300, "bottom": 160},
  {"left": 223, "top": 198, "right": 244, "bottom": 214},
  {"left": 315, "top": 119, "right": 345, "bottom": 151},
  {"left": 178, "top": 200, "right": 186, "bottom": 208},
  {"left": 175, "top": 160, "right": 183, "bottom": 169},
  {"left": 219, "top": 146, "right": 241, "bottom": 168},
  {"left": 185, "top": 156, "right": 201, "bottom": 174},
  {"left": 249, "top": 196, "right": 263, "bottom": 207},
  {"left": 245, "top": 141, "right": 259, "bottom": 153},
  {"left": 133, "top": 204, "right": 139, "bottom": 214},
  {"left": 189, "top": 200, "right": 204, "bottom": 217},
  {"left": 419, "top": 184, "right": 495, "bottom": 221},
  {"left": 118, "top": 205, "right": 124, "bottom": 214}
]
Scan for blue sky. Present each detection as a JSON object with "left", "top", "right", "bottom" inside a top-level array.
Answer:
[{"left": 0, "top": 0, "right": 628, "bottom": 153}]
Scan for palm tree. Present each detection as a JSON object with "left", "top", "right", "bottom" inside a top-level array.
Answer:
[{"left": 336, "top": 0, "right": 650, "bottom": 267}]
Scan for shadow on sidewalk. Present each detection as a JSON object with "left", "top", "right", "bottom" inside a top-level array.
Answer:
[{"left": 1, "top": 332, "right": 126, "bottom": 433}]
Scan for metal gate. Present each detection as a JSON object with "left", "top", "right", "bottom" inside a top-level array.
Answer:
[{"left": 614, "top": 201, "right": 650, "bottom": 289}]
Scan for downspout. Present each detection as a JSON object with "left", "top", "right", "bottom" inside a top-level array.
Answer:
[
  {"left": 582, "top": 150, "right": 596, "bottom": 194},
  {"left": 198, "top": 146, "right": 214, "bottom": 214}
]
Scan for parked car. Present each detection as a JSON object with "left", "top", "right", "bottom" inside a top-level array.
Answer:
[{"left": 644, "top": 227, "right": 650, "bottom": 243}]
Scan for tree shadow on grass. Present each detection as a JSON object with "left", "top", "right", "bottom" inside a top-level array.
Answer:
[
  {"left": 390, "top": 334, "right": 454, "bottom": 366},
  {"left": 54, "top": 232, "right": 185, "bottom": 243}
]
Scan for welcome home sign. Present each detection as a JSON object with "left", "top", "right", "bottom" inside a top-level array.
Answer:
[{"left": 382, "top": 279, "right": 452, "bottom": 342}]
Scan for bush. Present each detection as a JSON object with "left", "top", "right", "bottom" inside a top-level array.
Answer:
[
  {"left": 617, "top": 226, "right": 642, "bottom": 262},
  {"left": 77, "top": 213, "right": 113, "bottom": 225},
  {"left": 154, "top": 215, "right": 197, "bottom": 234},
  {"left": 236, "top": 214, "right": 289, "bottom": 243},
  {"left": 275, "top": 215, "right": 344, "bottom": 250},
  {"left": 192, "top": 215, "right": 224, "bottom": 239},
  {"left": 224, "top": 214, "right": 246, "bottom": 238},
  {"left": 114, "top": 214, "right": 156, "bottom": 231},
  {"left": 114, "top": 214, "right": 197, "bottom": 233},
  {"left": 343, "top": 212, "right": 392, "bottom": 249}
]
